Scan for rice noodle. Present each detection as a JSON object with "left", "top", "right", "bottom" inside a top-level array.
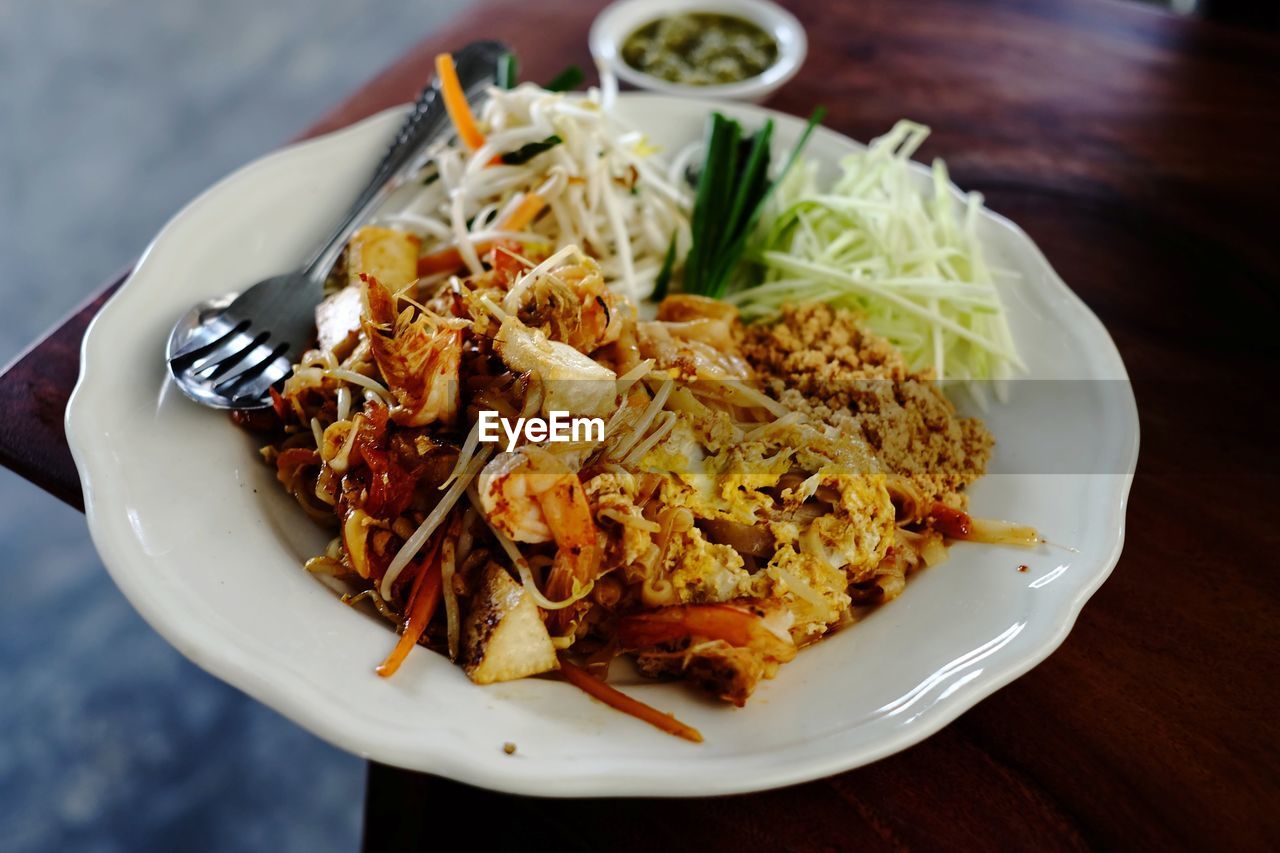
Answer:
[
  {"left": 304, "top": 556, "right": 345, "bottom": 576},
  {"left": 598, "top": 507, "right": 662, "bottom": 533},
  {"left": 380, "top": 446, "right": 493, "bottom": 600},
  {"left": 967, "top": 517, "right": 1041, "bottom": 547},
  {"left": 342, "top": 588, "right": 399, "bottom": 623},
  {"left": 455, "top": 507, "right": 477, "bottom": 570},
  {"left": 647, "top": 506, "right": 680, "bottom": 574},
  {"left": 615, "top": 358, "right": 655, "bottom": 395},
  {"left": 744, "top": 411, "right": 805, "bottom": 441},
  {"left": 720, "top": 378, "right": 790, "bottom": 418}
]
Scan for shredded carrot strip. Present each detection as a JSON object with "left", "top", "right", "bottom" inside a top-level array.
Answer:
[
  {"left": 376, "top": 536, "right": 444, "bottom": 678},
  {"left": 435, "top": 53, "right": 485, "bottom": 152},
  {"left": 500, "top": 192, "right": 548, "bottom": 231},
  {"left": 416, "top": 192, "right": 549, "bottom": 276},
  {"left": 268, "top": 387, "right": 288, "bottom": 421},
  {"left": 558, "top": 659, "right": 703, "bottom": 743},
  {"left": 417, "top": 246, "right": 467, "bottom": 278}
]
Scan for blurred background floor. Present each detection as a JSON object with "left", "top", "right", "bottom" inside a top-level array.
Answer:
[{"left": 0, "top": 2, "right": 471, "bottom": 851}]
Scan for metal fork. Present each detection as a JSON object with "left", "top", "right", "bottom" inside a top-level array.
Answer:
[{"left": 166, "top": 40, "right": 509, "bottom": 410}]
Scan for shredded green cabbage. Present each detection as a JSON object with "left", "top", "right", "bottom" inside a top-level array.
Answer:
[{"left": 732, "top": 120, "right": 1023, "bottom": 384}]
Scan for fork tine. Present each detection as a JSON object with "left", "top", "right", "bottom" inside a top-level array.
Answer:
[
  {"left": 213, "top": 342, "right": 290, "bottom": 398},
  {"left": 192, "top": 331, "right": 270, "bottom": 381},
  {"left": 174, "top": 328, "right": 257, "bottom": 378},
  {"left": 225, "top": 356, "right": 293, "bottom": 407},
  {"left": 169, "top": 318, "right": 251, "bottom": 369}
]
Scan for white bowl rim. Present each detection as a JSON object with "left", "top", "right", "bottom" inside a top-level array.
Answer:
[{"left": 589, "top": 0, "right": 808, "bottom": 100}]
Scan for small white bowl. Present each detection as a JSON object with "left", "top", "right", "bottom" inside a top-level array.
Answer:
[{"left": 589, "top": 0, "right": 807, "bottom": 103}]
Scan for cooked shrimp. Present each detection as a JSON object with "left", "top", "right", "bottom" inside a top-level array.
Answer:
[
  {"left": 553, "top": 254, "right": 625, "bottom": 352},
  {"left": 477, "top": 446, "right": 602, "bottom": 624},
  {"left": 363, "top": 275, "right": 465, "bottom": 426},
  {"left": 477, "top": 449, "right": 556, "bottom": 543},
  {"left": 617, "top": 603, "right": 797, "bottom": 663},
  {"left": 503, "top": 248, "right": 625, "bottom": 353}
]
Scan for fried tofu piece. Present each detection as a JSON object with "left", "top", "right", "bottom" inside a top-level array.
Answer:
[
  {"left": 346, "top": 226, "right": 421, "bottom": 291},
  {"left": 462, "top": 562, "right": 559, "bottom": 684},
  {"left": 314, "top": 227, "right": 422, "bottom": 357},
  {"left": 635, "top": 640, "right": 769, "bottom": 707},
  {"left": 494, "top": 316, "right": 617, "bottom": 418},
  {"left": 315, "top": 285, "right": 364, "bottom": 357}
]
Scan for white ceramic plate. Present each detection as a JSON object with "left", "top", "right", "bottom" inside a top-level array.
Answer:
[{"left": 67, "top": 95, "right": 1138, "bottom": 797}]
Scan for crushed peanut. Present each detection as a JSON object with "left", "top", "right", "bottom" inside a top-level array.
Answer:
[{"left": 742, "top": 303, "right": 992, "bottom": 508}]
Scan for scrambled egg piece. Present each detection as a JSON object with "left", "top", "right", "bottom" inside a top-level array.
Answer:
[
  {"left": 635, "top": 410, "right": 898, "bottom": 640},
  {"left": 584, "top": 471, "right": 652, "bottom": 567},
  {"left": 666, "top": 526, "right": 750, "bottom": 603},
  {"left": 798, "top": 468, "right": 895, "bottom": 580},
  {"left": 661, "top": 529, "right": 858, "bottom": 643},
  {"left": 755, "top": 546, "right": 852, "bottom": 644},
  {"left": 646, "top": 418, "right": 791, "bottom": 524},
  {"left": 645, "top": 418, "right": 709, "bottom": 493},
  {"left": 709, "top": 443, "right": 793, "bottom": 519},
  {"left": 346, "top": 226, "right": 421, "bottom": 291}
]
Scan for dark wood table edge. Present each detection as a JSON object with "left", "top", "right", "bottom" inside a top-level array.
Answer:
[{"left": 0, "top": 271, "right": 129, "bottom": 510}]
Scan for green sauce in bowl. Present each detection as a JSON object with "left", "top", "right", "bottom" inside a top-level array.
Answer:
[{"left": 621, "top": 13, "right": 779, "bottom": 86}]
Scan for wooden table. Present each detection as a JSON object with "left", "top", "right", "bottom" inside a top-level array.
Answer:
[{"left": 4, "top": 0, "right": 1277, "bottom": 848}]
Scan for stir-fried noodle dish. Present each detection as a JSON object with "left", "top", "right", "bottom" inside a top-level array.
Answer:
[{"left": 236, "top": 57, "right": 1038, "bottom": 741}]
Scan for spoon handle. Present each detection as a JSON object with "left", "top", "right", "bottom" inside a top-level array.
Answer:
[{"left": 300, "top": 40, "right": 510, "bottom": 284}]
